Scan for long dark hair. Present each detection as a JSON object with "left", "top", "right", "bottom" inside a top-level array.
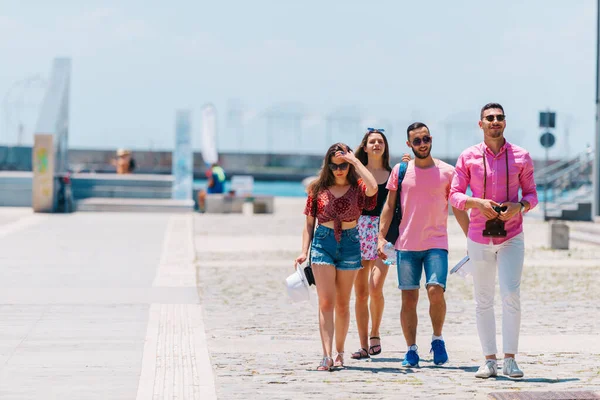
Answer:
[
  {"left": 354, "top": 130, "right": 392, "bottom": 172},
  {"left": 309, "top": 142, "right": 359, "bottom": 199}
]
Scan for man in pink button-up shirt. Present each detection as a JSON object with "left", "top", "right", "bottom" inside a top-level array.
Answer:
[{"left": 449, "top": 102, "right": 538, "bottom": 379}]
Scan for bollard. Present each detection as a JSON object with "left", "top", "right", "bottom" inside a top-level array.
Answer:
[
  {"left": 549, "top": 222, "right": 569, "bottom": 250},
  {"left": 242, "top": 201, "right": 253, "bottom": 216}
]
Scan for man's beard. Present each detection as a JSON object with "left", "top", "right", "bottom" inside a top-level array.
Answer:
[
  {"left": 412, "top": 145, "right": 432, "bottom": 159},
  {"left": 487, "top": 127, "right": 504, "bottom": 138}
]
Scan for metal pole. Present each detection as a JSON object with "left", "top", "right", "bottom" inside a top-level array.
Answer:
[
  {"left": 594, "top": 0, "right": 600, "bottom": 219},
  {"left": 544, "top": 146, "right": 549, "bottom": 221}
]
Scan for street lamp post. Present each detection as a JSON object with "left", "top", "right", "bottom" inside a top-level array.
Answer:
[{"left": 595, "top": 0, "right": 600, "bottom": 220}]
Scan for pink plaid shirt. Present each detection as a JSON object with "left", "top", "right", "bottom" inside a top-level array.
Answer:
[{"left": 450, "top": 141, "right": 538, "bottom": 245}]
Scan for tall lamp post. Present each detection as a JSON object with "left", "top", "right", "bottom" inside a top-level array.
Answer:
[{"left": 595, "top": 0, "right": 600, "bottom": 221}]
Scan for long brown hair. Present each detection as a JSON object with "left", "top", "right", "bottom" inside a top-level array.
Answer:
[
  {"left": 354, "top": 130, "right": 392, "bottom": 172},
  {"left": 309, "top": 142, "right": 359, "bottom": 199}
]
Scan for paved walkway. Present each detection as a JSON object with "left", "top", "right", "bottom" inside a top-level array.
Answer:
[
  {"left": 195, "top": 198, "right": 600, "bottom": 400},
  {"left": 0, "top": 208, "right": 214, "bottom": 399},
  {"left": 0, "top": 200, "right": 599, "bottom": 399}
]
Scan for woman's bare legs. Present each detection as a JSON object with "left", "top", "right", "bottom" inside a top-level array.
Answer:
[
  {"left": 368, "top": 258, "right": 389, "bottom": 353},
  {"left": 353, "top": 260, "right": 373, "bottom": 353},
  {"left": 334, "top": 268, "right": 359, "bottom": 365},
  {"left": 313, "top": 264, "right": 337, "bottom": 367}
]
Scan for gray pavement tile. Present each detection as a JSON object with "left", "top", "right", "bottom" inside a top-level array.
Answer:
[{"left": 194, "top": 198, "right": 600, "bottom": 400}]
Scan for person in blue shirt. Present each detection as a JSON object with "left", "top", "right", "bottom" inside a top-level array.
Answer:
[
  {"left": 198, "top": 163, "right": 227, "bottom": 211},
  {"left": 207, "top": 163, "right": 226, "bottom": 194}
]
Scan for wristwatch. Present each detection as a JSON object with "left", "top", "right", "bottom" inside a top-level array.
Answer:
[{"left": 519, "top": 201, "right": 526, "bottom": 213}]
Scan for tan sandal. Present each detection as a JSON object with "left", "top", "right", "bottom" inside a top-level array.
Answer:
[
  {"left": 317, "top": 356, "right": 333, "bottom": 371},
  {"left": 334, "top": 352, "right": 345, "bottom": 368}
]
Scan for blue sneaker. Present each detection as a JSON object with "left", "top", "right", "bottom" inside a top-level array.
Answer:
[
  {"left": 430, "top": 339, "right": 448, "bottom": 365},
  {"left": 402, "top": 347, "right": 419, "bottom": 367}
]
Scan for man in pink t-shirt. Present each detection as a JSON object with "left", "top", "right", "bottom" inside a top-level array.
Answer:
[{"left": 377, "top": 122, "right": 469, "bottom": 368}]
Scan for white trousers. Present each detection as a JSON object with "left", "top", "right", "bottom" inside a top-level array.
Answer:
[{"left": 467, "top": 232, "right": 524, "bottom": 356}]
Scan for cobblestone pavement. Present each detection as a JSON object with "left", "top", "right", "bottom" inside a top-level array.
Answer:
[{"left": 195, "top": 198, "right": 600, "bottom": 400}]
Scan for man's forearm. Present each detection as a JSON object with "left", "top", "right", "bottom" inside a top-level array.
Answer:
[
  {"left": 452, "top": 207, "right": 470, "bottom": 237},
  {"left": 378, "top": 203, "right": 393, "bottom": 241},
  {"left": 464, "top": 197, "right": 482, "bottom": 210}
]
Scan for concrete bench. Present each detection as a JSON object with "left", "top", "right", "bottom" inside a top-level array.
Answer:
[
  {"left": 204, "top": 194, "right": 274, "bottom": 214},
  {"left": 204, "top": 194, "right": 244, "bottom": 213},
  {"left": 251, "top": 195, "right": 274, "bottom": 214}
]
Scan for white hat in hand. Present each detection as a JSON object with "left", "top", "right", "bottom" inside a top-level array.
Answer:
[{"left": 285, "top": 264, "right": 314, "bottom": 303}]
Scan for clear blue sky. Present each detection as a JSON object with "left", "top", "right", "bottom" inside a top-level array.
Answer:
[{"left": 0, "top": 0, "right": 596, "bottom": 158}]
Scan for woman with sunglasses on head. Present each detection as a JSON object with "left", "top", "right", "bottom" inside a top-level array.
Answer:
[
  {"left": 294, "top": 142, "right": 378, "bottom": 371},
  {"left": 349, "top": 128, "right": 395, "bottom": 360}
]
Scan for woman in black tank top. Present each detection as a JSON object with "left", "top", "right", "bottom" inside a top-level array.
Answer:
[
  {"left": 351, "top": 129, "right": 395, "bottom": 359},
  {"left": 352, "top": 128, "right": 410, "bottom": 359}
]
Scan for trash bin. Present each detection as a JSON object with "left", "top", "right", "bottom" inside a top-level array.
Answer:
[{"left": 549, "top": 221, "right": 569, "bottom": 250}]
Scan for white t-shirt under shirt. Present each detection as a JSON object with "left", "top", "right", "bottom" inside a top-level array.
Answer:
[{"left": 386, "top": 159, "right": 455, "bottom": 251}]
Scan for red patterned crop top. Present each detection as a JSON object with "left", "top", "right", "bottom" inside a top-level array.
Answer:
[{"left": 304, "top": 180, "right": 377, "bottom": 242}]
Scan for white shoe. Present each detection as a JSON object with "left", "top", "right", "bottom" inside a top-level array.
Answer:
[
  {"left": 503, "top": 357, "right": 524, "bottom": 378},
  {"left": 474, "top": 359, "right": 498, "bottom": 379}
]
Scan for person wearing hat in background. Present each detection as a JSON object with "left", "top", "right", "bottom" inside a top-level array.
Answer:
[
  {"left": 113, "top": 149, "right": 135, "bottom": 174},
  {"left": 206, "top": 162, "right": 226, "bottom": 194},
  {"left": 197, "top": 162, "right": 227, "bottom": 212}
]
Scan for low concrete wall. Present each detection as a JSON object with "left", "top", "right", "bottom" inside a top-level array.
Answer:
[
  {"left": 0, "top": 172, "right": 175, "bottom": 207},
  {"left": 0, "top": 172, "right": 33, "bottom": 207},
  {"left": 71, "top": 173, "right": 173, "bottom": 200}
]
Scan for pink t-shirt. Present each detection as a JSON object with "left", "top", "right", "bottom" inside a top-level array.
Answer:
[{"left": 386, "top": 159, "right": 455, "bottom": 251}]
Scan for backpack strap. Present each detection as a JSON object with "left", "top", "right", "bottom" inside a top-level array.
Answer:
[{"left": 396, "top": 162, "right": 408, "bottom": 220}]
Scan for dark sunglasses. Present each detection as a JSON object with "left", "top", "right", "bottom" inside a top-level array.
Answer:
[
  {"left": 483, "top": 114, "right": 506, "bottom": 122},
  {"left": 367, "top": 127, "right": 385, "bottom": 133},
  {"left": 329, "top": 162, "right": 349, "bottom": 171},
  {"left": 412, "top": 136, "right": 431, "bottom": 147}
]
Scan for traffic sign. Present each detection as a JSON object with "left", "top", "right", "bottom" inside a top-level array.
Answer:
[
  {"left": 540, "top": 131, "right": 556, "bottom": 148},
  {"left": 539, "top": 112, "right": 556, "bottom": 128}
]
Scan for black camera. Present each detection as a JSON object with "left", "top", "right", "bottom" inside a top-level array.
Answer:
[
  {"left": 483, "top": 218, "right": 507, "bottom": 237},
  {"left": 492, "top": 205, "right": 508, "bottom": 213},
  {"left": 482, "top": 204, "right": 508, "bottom": 237}
]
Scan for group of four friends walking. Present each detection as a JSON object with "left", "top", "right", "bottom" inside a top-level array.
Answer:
[{"left": 295, "top": 102, "right": 538, "bottom": 378}]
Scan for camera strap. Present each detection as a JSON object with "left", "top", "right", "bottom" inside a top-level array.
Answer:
[{"left": 482, "top": 147, "right": 509, "bottom": 202}]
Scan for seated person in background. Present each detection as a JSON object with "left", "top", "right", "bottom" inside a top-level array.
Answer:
[
  {"left": 207, "top": 163, "right": 226, "bottom": 194},
  {"left": 113, "top": 149, "right": 135, "bottom": 174},
  {"left": 198, "top": 163, "right": 227, "bottom": 211}
]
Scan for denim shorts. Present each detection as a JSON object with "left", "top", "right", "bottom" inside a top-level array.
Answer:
[
  {"left": 396, "top": 248, "right": 448, "bottom": 290},
  {"left": 310, "top": 225, "right": 362, "bottom": 270}
]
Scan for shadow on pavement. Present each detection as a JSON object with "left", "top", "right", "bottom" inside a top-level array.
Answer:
[
  {"left": 418, "top": 364, "right": 479, "bottom": 372},
  {"left": 338, "top": 365, "right": 414, "bottom": 374},
  {"left": 490, "top": 376, "right": 580, "bottom": 384}
]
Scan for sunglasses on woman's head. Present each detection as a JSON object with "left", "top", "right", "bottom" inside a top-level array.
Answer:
[
  {"left": 367, "top": 127, "right": 385, "bottom": 133},
  {"left": 329, "top": 162, "right": 349, "bottom": 171},
  {"left": 483, "top": 114, "right": 506, "bottom": 122},
  {"left": 412, "top": 136, "right": 431, "bottom": 146}
]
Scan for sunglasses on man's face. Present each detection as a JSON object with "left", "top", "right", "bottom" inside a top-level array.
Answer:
[
  {"left": 329, "top": 162, "right": 349, "bottom": 171},
  {"left": 411, "top": 136, "right": 431, "bottom": 147},
  {"left": 483, "top": 114, "right": 506, "bottom": 122},
  {"left": 367, "top": 127, "right": 385, "bottom": 133}
]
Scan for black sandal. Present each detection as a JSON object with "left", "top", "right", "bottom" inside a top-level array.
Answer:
[
  {"left": 351, "top": 348, "right": 370, "bottom": 359},
  {"left": 369, "top": 337, "right": 382, "bottom": 356}
]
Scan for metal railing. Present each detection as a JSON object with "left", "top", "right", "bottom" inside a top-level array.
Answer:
[{"left": 536, "top": 149, "right": 594, "bottom": 205}]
